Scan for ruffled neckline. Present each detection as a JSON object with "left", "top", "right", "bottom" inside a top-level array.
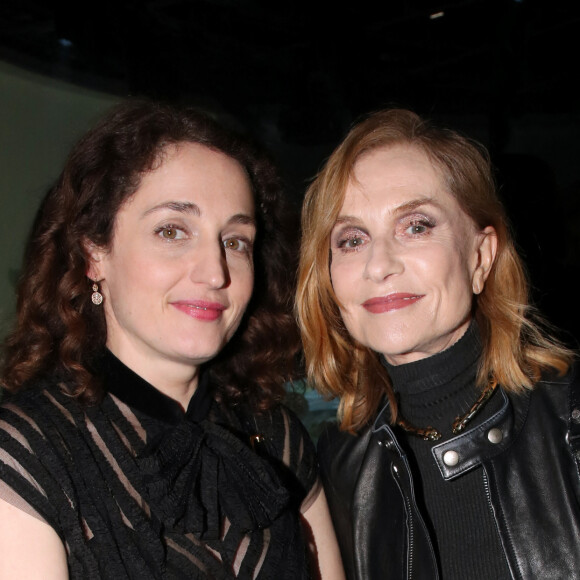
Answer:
[{"left": 98, "top": 350, "right": 290, "bottom": 539}]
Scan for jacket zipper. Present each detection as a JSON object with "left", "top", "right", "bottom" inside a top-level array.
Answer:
[
  {"left": 482, "top": 468, "right": 514, "bottom": 579},
  {"left": 404, "top": 492, "right": 414, "bottom": 580},
  {"left": 392, "top": 462, "right": 414, "bottom": 579}
]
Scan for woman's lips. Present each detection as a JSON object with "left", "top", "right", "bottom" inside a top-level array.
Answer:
[
  {"left": 171, "top": 300, "right": 226, "bottom": 321},
  {"left": 362, "top": 293, "right": 424, "bottom": 313}
]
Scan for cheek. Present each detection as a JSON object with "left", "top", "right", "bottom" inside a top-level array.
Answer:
[
  {"left": 232, "top": 263, "right": 255, "bottom": 307},
  {"left": 103, "top": 254, "right": 171, "bottom": 308},
  {"left": 416, "top": 244, "right": 470, "bottom": 287},
  {"left": 431, "top": 250, "right": 476, "bottom": 316},
  {"left": 329, "top": 260, "right": 355, "bottom": 302}
]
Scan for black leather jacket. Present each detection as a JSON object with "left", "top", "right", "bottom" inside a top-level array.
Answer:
[{"left": 318, "top": 367, "right": 580, "bottom": 579}]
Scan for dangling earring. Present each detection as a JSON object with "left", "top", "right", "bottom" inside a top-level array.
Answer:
[{"left": 91, "top": 282, "right": 103, "bottom": 305}]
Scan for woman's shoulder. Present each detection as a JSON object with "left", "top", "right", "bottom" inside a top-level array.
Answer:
[
  {"left": 0, "top": 378, "right": 94, "bottom": 462},
  {"left": 505, "top": 362, "right": 580, "bottom": 434},
  {"left": 318, "top": 421, "right": 373, "bottom": 482},
  {"left": 254, "top": 402, "right": 316, "bottom": 461},
  {"left": 227, "top": 400, "right": 319, "bottom": 499},
  {"left": 0, "top": 380, "right": 79, "bottom": 528},
  {"left": 0, "top": 378, "right": 77, "bottom": 426},
  {"left": 527, "top": 361, "right": 579, "bottom": 402},
  {"left": 2, "top": 380, "right": 51, "bottom": 420}
]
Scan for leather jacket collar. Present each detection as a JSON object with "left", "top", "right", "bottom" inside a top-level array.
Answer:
[{"left": 373, "top": 389, "right": 517, "bottom": 481}]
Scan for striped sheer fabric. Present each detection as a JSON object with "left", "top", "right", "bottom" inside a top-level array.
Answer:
[{"left": 0, "top": 379, "right": 319, "bottom": 579}]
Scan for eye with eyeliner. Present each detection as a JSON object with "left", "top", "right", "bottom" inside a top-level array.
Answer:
[
  {"left": 333, "top": 226, "right": 368, "bottom": 253},
  {"left": 400, "top": 214, "right": 436, "bottom": 236}
]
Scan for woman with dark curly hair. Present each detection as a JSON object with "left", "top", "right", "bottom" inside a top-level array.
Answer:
[
  {"left": 297, "top": 108, "right": 579, "bottom": 579},
  {"left": 0, "top": 101, "right": 343, "bottom": 579}
]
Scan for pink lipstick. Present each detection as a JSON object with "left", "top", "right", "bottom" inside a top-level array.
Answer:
[
  {"left": 171, "top": 300, "right": 226, "bottom": 321},
  {"left": 363, "top": 293, "right": 424, "bottom": 313}
]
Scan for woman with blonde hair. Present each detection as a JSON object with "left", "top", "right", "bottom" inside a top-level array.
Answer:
[{"left": 297, "top": 108, "right": 580, "bottom": 579}]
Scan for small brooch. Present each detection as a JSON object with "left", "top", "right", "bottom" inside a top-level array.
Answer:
[{"left": 249, "top": 434, "right": 265, "bottom": 449}]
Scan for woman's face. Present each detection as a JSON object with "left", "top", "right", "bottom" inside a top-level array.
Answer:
[
  {"left": 329, "top": 144, "right": 496, "bottom": 365},
  {"left": 89, "top": 142, "right": 256, "bottom": 378}
]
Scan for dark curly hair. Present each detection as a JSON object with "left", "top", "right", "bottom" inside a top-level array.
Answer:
[{"left": 1, "top": 100, "right": 300, "bottom": 410}]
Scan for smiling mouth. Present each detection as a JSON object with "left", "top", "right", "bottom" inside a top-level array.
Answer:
[
  {"left": 172, "top": 301, "right": 226, "bottom": 321},
  {"left": 362, "top": 293, "right": 424, "bottom": 313}
]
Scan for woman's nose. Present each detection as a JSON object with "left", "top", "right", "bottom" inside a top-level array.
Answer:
[
  {"left": 190, "top": 240, "right": 230, "bottom": 289},
  {"left": 363, "top": 239, "right": 404, "bottom": 282}
]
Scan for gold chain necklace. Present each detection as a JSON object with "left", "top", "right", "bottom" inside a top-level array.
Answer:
[{"left": 396, "top": 378, "right": 498, "bottom": 442}]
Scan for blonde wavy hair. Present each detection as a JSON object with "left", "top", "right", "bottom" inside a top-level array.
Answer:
[{"left": 297, "top": 109, "right": 574, "bottom": 432}]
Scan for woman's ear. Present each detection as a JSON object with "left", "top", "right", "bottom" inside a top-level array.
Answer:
[
  {"left": 83, "top": 239, "right": 106, "bottom": 282},
  {"left": 471, "top": 226, "right": 498, "bottom": 295}
]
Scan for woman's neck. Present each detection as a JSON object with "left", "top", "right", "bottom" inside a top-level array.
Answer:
[
  {"left": 383, "top": 322, "right": 484, "bottom": 438},
  {"left": 105, "top": 343, "right": 199, "bottom": 410}
]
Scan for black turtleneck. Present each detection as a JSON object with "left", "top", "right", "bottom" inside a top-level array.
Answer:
[{"left": 383, "top": 323, "right": 511, "bottom": 579}]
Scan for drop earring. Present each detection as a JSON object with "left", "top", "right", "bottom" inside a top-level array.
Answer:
[{"left": 91, "top": 282, "right": 103, "bottom": 305}]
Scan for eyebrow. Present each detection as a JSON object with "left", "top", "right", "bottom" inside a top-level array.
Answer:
[
  {"left": 333, "top": 196, "right": 441, "bottom": 227},
  {"left": 391, "top": 196, "right": 440, "bottom": 215},
  {"left": 228, "top": 214, "right": 257, "bottom": 228},
  {"left": 143, "top": 200, "right": 256, "bottom": 227},
  {"left": 143, "top": 201, "right": 200, "bottom": 217}
]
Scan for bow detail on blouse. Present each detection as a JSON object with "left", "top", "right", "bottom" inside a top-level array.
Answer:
[{"left": 138, "top": 418, "right": 290, "bottom": 540}]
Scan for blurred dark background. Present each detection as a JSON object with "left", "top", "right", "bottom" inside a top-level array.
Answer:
[{"left": 1, "top": 0, "right": 579, "bottom": 341}]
